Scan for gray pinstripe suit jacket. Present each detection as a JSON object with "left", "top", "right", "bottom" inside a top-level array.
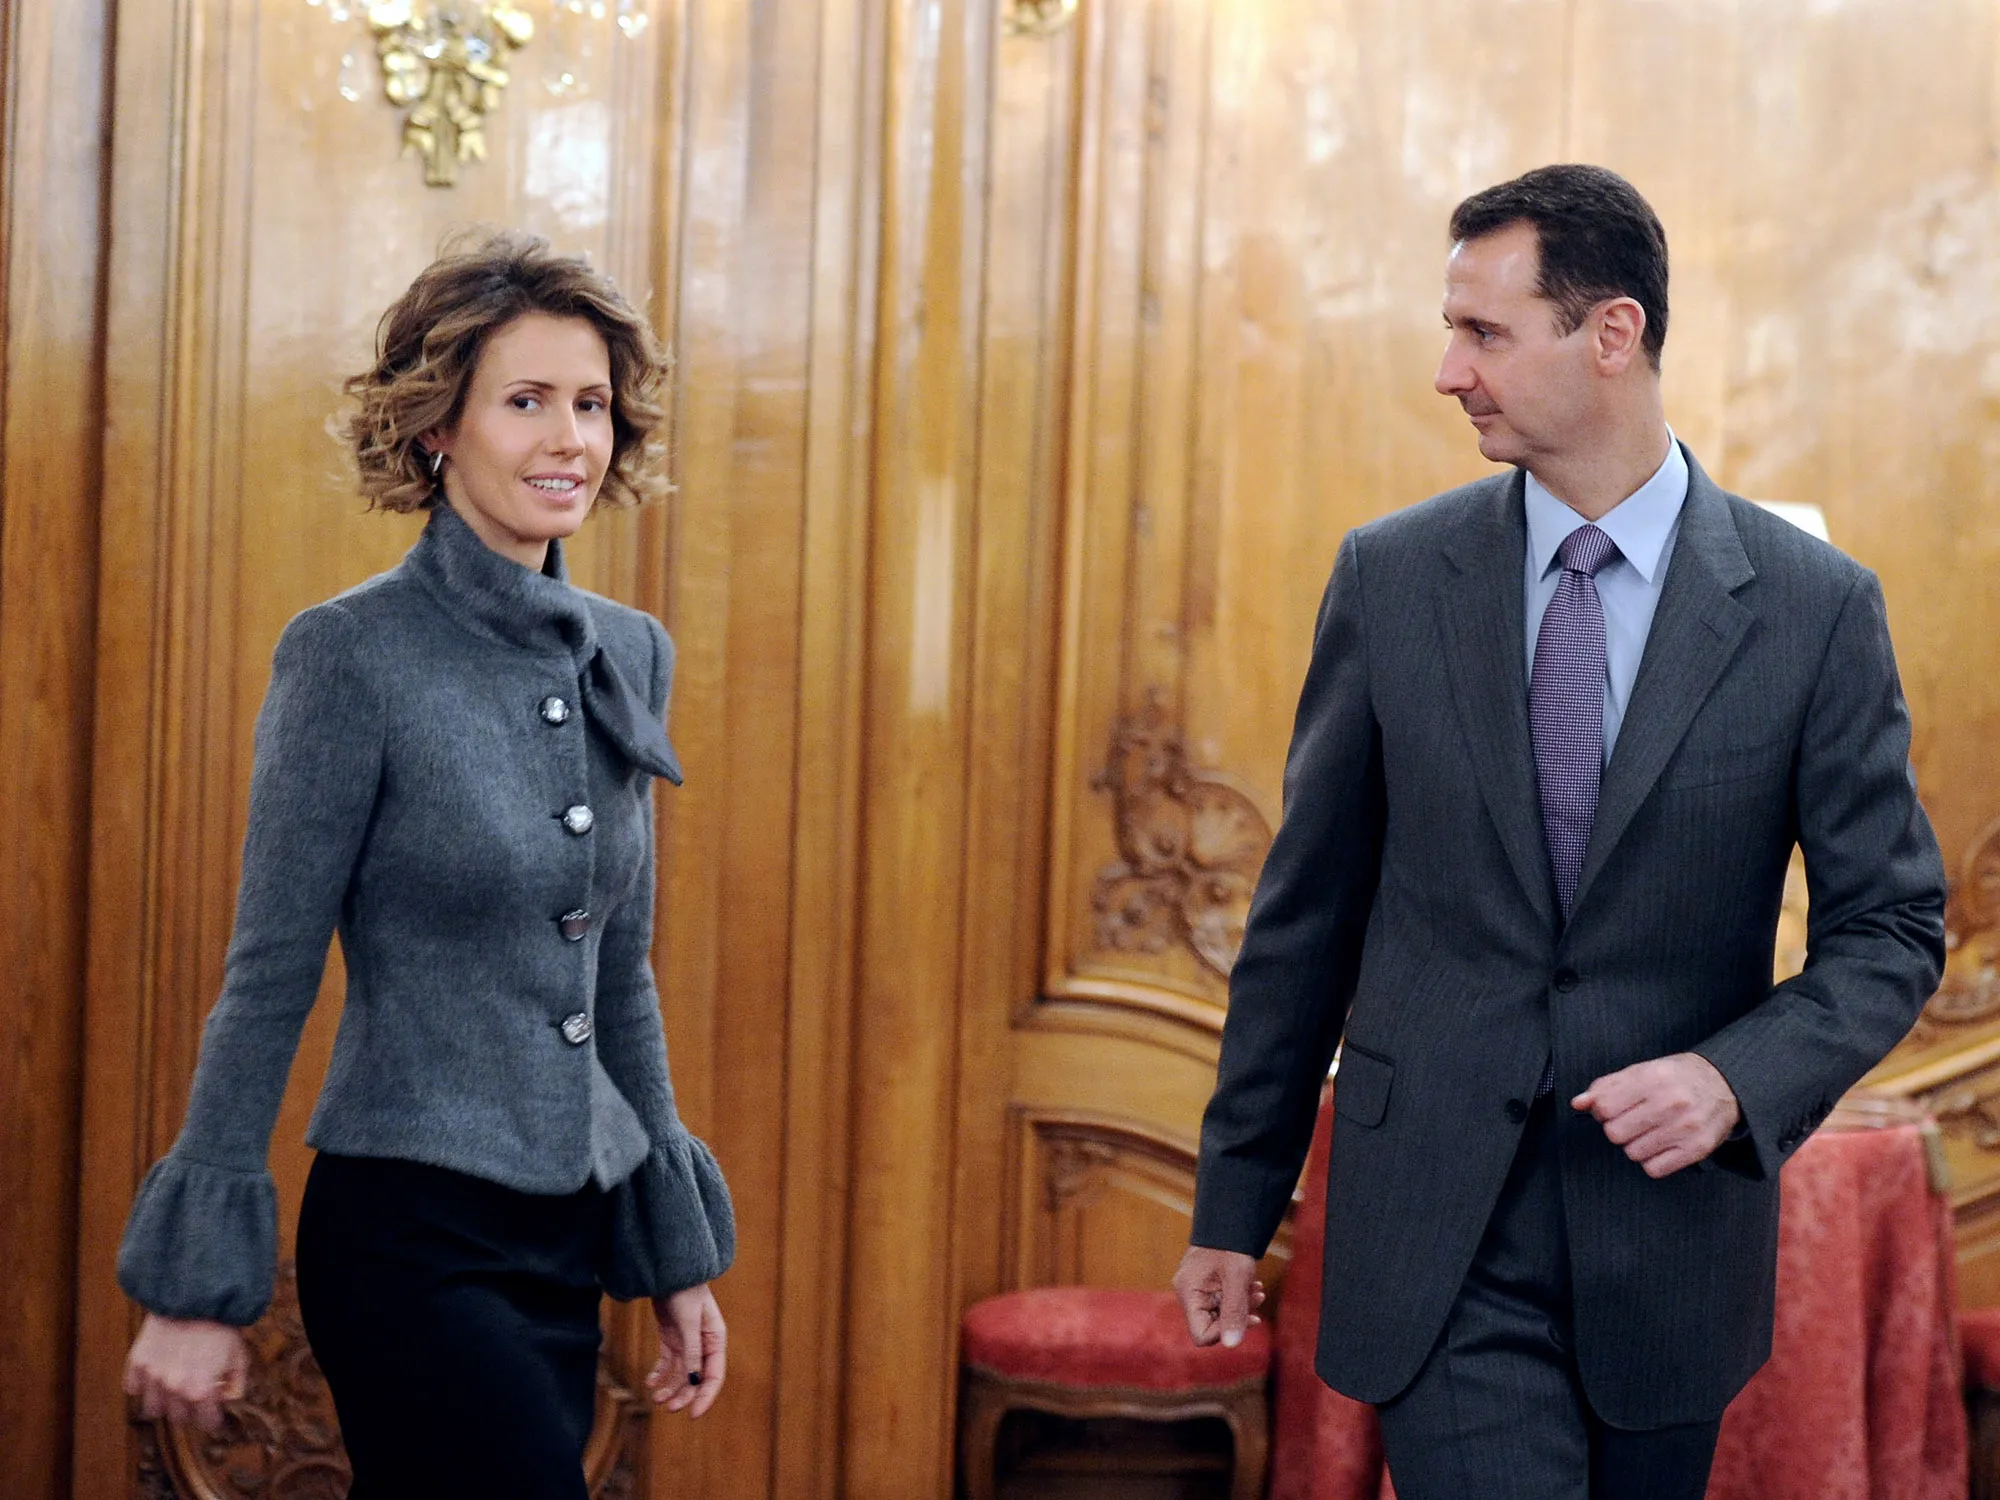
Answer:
[{"left": 1190, "top": 446, "right": 1947, "bottom": 1427}]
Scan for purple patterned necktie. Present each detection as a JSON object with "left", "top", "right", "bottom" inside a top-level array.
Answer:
[
  {"left": 1530, "top": 523, "right": 1617, "bottom": 1096},
  {"left": 1532, "top": 522, "right": 1619, "bottom": 916}
]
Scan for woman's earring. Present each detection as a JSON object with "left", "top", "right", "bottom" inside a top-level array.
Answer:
[{"left": 428, "top": 448, "right": 445, "bottom": 478}]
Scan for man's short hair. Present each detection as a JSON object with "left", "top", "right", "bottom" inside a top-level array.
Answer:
[{"left": 1449, "top": 164, "right": 1669, "bottom": 369}]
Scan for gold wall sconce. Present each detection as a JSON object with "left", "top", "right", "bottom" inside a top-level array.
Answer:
[
  {"left": 367, "top": 2, "right": 534, "bottom": 187},
  {"left": 305, "top": 1, "right": 651, "bottom": 187},
  {"left": 1005, "top": 0, "right": 1080, "bottom": 37}
]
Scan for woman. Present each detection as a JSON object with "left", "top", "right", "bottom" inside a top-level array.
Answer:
[{"left": 117, "top": 229, "right": 733, "bottom": 1498}]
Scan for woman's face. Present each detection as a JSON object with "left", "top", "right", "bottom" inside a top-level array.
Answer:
[{"left": 429, "top": 311, "right": 616, "bottom": 569}]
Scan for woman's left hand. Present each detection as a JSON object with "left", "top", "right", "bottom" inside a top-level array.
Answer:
[{"left": 647, "top": 1283, "right": 726, "bottom": 1417}]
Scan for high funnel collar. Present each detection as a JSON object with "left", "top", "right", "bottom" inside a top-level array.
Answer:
[{"left": 406, "top": 501, "right": 598, "bottom": 669}]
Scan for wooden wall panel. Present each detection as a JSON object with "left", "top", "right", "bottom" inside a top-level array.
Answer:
[
  {"left": 0, "top": 1, "right": 110, "bottom": 1494},
  {"left": 947, "top": 0, "right": 1084, "bottom": 1332},
  {"left": 641, "top": 1, "right": 875, "bottom": 1496},
  {"left": 1007, "top": 1112, "right": 1291, "bottom": 1293},
  {"left": 765, "top": 0, "right": 880, "bottom": 1491},
  {"left": 838, "top": 0, "right": 992, "bottom": 1491},
  {"left": 1044, "top": 0, "right": 1577, "bottom": 1039}
]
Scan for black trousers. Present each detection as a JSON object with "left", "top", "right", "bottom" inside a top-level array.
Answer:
[
  {"left": 296, "top": 1152, "right": 610, "bottom": 1500},
  {"left": 1374, "top": 1099, "right": 1723, "bottom": 1500}
]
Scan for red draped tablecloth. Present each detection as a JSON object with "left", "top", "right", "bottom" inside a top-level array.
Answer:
[{"left": 1269, "top": 1100, "right": 1966, "bottom": 1500}]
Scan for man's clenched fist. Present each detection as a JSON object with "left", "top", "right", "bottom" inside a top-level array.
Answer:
[{"left": 1573, "top": 1052, "right": 1742, "bottom": 1178}]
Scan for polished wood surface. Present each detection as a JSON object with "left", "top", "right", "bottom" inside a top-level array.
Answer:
[
  {"left": 0, "top": 1, "right": 111, "bottom": 1495},
  {"left": 840, "top": 3, "right": 991, "bottom": 1492},
  {"left": 1, "top": 1, "right": 1997, "bottom": 1496},
  {"left": 643, "top": 0, "right": 875, "bottom": 1493}
]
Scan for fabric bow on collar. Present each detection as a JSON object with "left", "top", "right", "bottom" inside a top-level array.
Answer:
[{"left": 580, "top": 645, "right": 683, "bottom": 784}]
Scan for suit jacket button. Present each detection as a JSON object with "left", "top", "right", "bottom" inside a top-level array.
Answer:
[
  {"left": 1553, "top": 968, "right": 1580, "bottom": 993},
  {"left": 540, "top": 695, "right": 572, "bottom": 725},
  {"left": 560, "top": 1012, "right": 593, "bottom": 1045},
  {"left": 1505, "top": 1099, "right": 1529, "bottom": 1123},
  {"left": 561, "top": 805, "right": 594, "bottom": 835},
  {"left": 558, "top": 909, "right": 591, "bottom": 940}
]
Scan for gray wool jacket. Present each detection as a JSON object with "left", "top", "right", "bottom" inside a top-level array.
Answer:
[{"left": 118, "top": 502, "right": 735, "bottom": 1326}]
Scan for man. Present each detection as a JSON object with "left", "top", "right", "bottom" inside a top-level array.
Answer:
[{"left": 1172, "top": 164, "right": 1947, "bottom": 1499}]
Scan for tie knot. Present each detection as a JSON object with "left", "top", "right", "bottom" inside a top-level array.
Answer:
[{"left": 1560, "top": 523, "right": 1617, "bottom": 578}]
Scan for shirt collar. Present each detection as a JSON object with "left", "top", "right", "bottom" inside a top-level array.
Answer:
[{"left": 1525, "top": 430, "right": 1688, "bottom": 584}]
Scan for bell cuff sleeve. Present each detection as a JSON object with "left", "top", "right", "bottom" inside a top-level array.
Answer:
[
  {"left": 601, "top": 1130, "right": 738, "bottom": 1300},
  {"left": 116, "top": 602, "right": 381, "bottom": 1323},
  {"left": 593, "top": 614, "right": 734, "bottom": 1298},
  {"left": 116, "top": 1155, "right": 280, "bottom": 1327}
]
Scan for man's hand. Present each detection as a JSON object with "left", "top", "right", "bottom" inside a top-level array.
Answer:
[
  {"left": 1573, "top": 1052, "right": 1741, "bottom": 1179},
  {"left": 1172, "top": 1246, "right": 1267, "bottom": 1348}
]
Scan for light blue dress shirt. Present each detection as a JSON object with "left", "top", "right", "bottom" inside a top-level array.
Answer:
[{"left": 1524, "top": 433, "right": 1688, "bottom": 765}]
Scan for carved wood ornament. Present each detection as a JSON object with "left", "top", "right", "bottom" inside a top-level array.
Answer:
[
  {"left": 1044, "top": 1136, "right": 1119, "bottom": 1213},
  {"left": 142, "top": 1264, "right": 349, "bottom": 1500},
  {"left": 1876, "top": 816, "right": 2000, "bottom": 1172},
  {"left": 1912, "top": 815, "right": 2000, "bottom": 1044},
  {"left": 135, "top": 1261, "right": 643, "bottom": 1499},
  {"left": 1090, "top": 694, "right": 1274, "bottom": 979}
]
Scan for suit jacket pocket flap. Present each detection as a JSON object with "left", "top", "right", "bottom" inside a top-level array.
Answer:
[
  {"left": 1334, "top": 1043, "right": 1394, "bottom": 1128},
  {"left": 1660, "top": 732, "right": 1792, "bottom": 790}
]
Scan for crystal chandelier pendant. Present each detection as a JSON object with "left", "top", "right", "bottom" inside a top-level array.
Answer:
[{"left": 337, "top": 47, "right": 364, "bottom": 101}]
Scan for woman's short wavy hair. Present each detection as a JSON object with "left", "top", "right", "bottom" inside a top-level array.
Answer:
[{"left": 343, "top": 228, "right": 672, "bottom": 513}]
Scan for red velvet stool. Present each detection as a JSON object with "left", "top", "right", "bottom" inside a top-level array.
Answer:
[
  {"left": 958, "top": 1286, "right": 1272, "bottom": 1500},
  {"left": 1963, "top": 1307, "right": 2000, "bottom": 1500}
]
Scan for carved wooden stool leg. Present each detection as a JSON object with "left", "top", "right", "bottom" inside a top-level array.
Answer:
[
  {"left": 1222, "top": 1384, "right": 1270, "bottom": 1500},
  {"left": 958, "top": 1371, "right": 1012, "bottom": 1500}
]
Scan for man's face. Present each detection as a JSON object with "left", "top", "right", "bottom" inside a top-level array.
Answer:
[{"left": 1434, "top": 222, "right": 1597, "bottom": 468}]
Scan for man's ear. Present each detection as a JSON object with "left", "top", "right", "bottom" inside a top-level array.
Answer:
[{"left": 1593, "top": 298, "right": 1647, "bottom": 375}]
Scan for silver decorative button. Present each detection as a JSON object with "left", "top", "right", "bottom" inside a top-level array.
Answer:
[
  {"left": 560, "top": 1012, "right": 593, "bottom": 1045},
  {"left": 539, "top": 695, "right": 571, "bottom": 726},
  {"left": 561, "top": 804, "right": 595, "bottom": 836},
  {"left": 558, "top": 909, "right": 591, "bottom": 941}
]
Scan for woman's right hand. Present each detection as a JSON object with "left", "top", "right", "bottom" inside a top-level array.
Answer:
[{"left": 123, "top": 1313, "right": 250, "bottom": 1434}]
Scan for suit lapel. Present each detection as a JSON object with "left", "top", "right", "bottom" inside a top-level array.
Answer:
[
  {"left": 1570, "top": 451, "right": 1755, "bottom": 917},
  {"left": 1436, "top": 472, "right": 1558, "bottom": 931}
]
